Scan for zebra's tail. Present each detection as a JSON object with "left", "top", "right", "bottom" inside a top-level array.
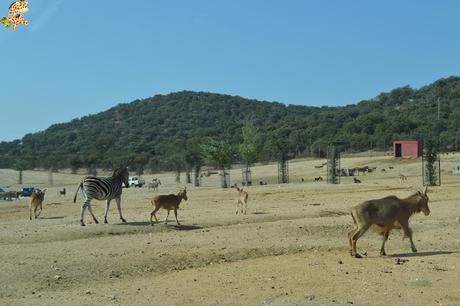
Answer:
[{"left": 73, "top": 182, "right": 82, "bottom": 203}]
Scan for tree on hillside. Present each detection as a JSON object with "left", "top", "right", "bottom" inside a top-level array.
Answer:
[
  {"left": 239, "top": 122, "right": 258, "bottom": 185},
  {"left": 148, "top": 156, "right": 160, "bottom": 173},
  {"left": 14, "top": 160, "right": 27, "bottom": 184},
  {"left": 133, "top": 153, "right": 150, "bottom": 176},
  {"left": 84, "top": 154, "right": 99, "bottom": 176},
  {"left": 265, "top": 128, "right": 291, "bottom": 183},
  {"left": 423, "top": 138, "right": 439, "bottom": 186},
  {"left": 185, "top": 149, "right": 204, "bottom": 186},
  {"left": 69, "top": 156, "right": 83, "bottom": 174},
  {"left": 201, "top": 139, "right": 235, "bottom": 188},
  {"left": 164, "top": 153, "right": 184, "bottom": 183},
  {"left": 42, "top": 155, "right": 60, "bottom": 185},
  {"left": 185, "top": 138, "right": 205, "bottom": 186}
]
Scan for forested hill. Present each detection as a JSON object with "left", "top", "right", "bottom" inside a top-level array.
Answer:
[{"left": 1, "top": 76, "right": 460, "bottom": 172}]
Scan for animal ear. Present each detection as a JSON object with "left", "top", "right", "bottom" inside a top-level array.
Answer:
[{"left": 423, "top": 186, "right": 427, "bottom": 195}]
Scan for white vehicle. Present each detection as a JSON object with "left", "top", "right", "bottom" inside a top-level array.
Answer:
[{"left": 128, "top": 177, "right": 145, "bottom": 187}]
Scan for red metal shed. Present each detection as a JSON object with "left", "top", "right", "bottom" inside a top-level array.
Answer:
[{"left": 393, "top": 140, "right": 422, "bottom": 158}]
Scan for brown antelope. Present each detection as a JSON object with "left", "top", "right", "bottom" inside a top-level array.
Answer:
[
  {"left": 233, "top": 184, "right": 249, "bottom": 215},
  {"left": 348, "top": 187, "right": 430, "bottom": 258},
  {"left": 30, "top": 188, "right": 47, "bottom": 220},
  {"left": 150, "top": 188, "right": 187, "bottom": 225}
]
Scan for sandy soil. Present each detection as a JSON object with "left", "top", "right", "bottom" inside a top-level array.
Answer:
[{"left": 0, "top": 154, "right": 459, "bottom": 306}]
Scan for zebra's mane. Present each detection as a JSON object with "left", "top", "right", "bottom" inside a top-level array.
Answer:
[{"left": 112, "top": 166, "right": 127, "bottom": 177}]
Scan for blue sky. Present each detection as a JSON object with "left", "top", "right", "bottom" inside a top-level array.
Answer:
[{"left": 1, "top": 0, "right": 460, "bottom": 141}]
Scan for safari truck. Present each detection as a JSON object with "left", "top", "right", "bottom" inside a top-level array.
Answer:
[{"left": 128, "top": 177, "right": 145, "bottom": 187}]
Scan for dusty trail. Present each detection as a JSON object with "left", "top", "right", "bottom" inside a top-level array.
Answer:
[{"left": 1, "top": 155, "right": 459, "bottom": 305}]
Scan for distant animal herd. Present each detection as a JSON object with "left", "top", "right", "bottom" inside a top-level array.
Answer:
[
  {"left": 2, "top": 162, "right": 432, "bottom": 258},
  {"left": 304, "top": 164, "right": 408, "bottom": 185}
]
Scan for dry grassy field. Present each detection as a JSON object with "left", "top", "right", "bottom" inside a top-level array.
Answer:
[{"left": 1, "top": 154, "right": 459, "bottom": 306}]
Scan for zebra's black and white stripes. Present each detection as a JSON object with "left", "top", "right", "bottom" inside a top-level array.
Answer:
[{"left": 73, "top": 167, "right": 130, "bottom": 226}]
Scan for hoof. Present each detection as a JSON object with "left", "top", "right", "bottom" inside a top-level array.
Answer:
[
  {"left": 354, "top": 253, "right": 363, "bottom": 259},
  {"left": 80, "top": 221, "right": 86, "bottom": 227},
  {"left": 412, "top": 248, "right": 418, "bottom": 253},
  {"left": 121, "top": 218, "right": 127, "bottom": 223},
  {"left": 380, "top": 251, "right": 387, "bottom": 256},
  {"left": 94, "top": 219, "right": 99, "bottom": 224}
]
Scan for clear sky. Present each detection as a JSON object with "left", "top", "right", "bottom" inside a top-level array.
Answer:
[{"left": 1, "top": 0, "right": 460, "bottom": 141}]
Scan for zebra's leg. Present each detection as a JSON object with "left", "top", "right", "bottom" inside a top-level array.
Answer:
[
  {"left": 115, "top": 197, "right": 126, "bottom": 222},
  {"left": 104, "top": 199, "right": 111, "bottom": 224},
  {"left": 87, "top": 203, "right": 99, "bottom": 224},
  {"left": 80, "top": 201, "right": 89, "bottom": 226},
  {"left": 29, "top": 203, "right": 33, "bottom": 220}
]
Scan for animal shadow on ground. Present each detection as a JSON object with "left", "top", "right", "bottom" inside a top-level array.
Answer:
[
  {"left": 40, "top": 216, "right": 65, "bottom": 220},
  {"left": 317, "top": 210, "right": 348, "bottom": 217},
  {"left": 389, "top": 251, "right": 455, "bottom": 258},
  {"left": 120, "top": 221, "right": 203, "bottom": 231},
  {"left": 120, "top": 221, "right": 151, "bottom": 226},
  {"left": 173, "top": 224, "right": 203, "bottom": 231},
  {"left": 251, "top": 211, "right": 268, "bottom": 215}
]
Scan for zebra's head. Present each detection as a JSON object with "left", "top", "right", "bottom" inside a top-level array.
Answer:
[{"left": 113, "top": 166, "right": 129, "bottom": 188}]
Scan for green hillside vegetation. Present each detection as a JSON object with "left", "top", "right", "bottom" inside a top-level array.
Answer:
[{"left": 1, "top": 76, "right": 460, "bottom": 174}]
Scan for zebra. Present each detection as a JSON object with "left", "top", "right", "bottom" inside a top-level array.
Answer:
[
  {"left": 148, "top": 178, "right": 161, "bottom": 191},
  {"left": 73, "top": 167, "right": 130, "bottom": 226}
]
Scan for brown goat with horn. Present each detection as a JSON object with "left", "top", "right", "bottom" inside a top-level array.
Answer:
[
  {"left": 150, "top": 188, "right": 188, "bottom": 225},
  {"left": 348, "top": 187, "right": 430, "bottom": 258}
]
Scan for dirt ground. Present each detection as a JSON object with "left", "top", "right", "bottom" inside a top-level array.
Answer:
[{"left": 1, "top": 154, "right": 459, "bottom": 306}]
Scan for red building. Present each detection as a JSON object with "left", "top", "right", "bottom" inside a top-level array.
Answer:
[{"left": 393, "top": 140, "right": 422, "bottom": 158}]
